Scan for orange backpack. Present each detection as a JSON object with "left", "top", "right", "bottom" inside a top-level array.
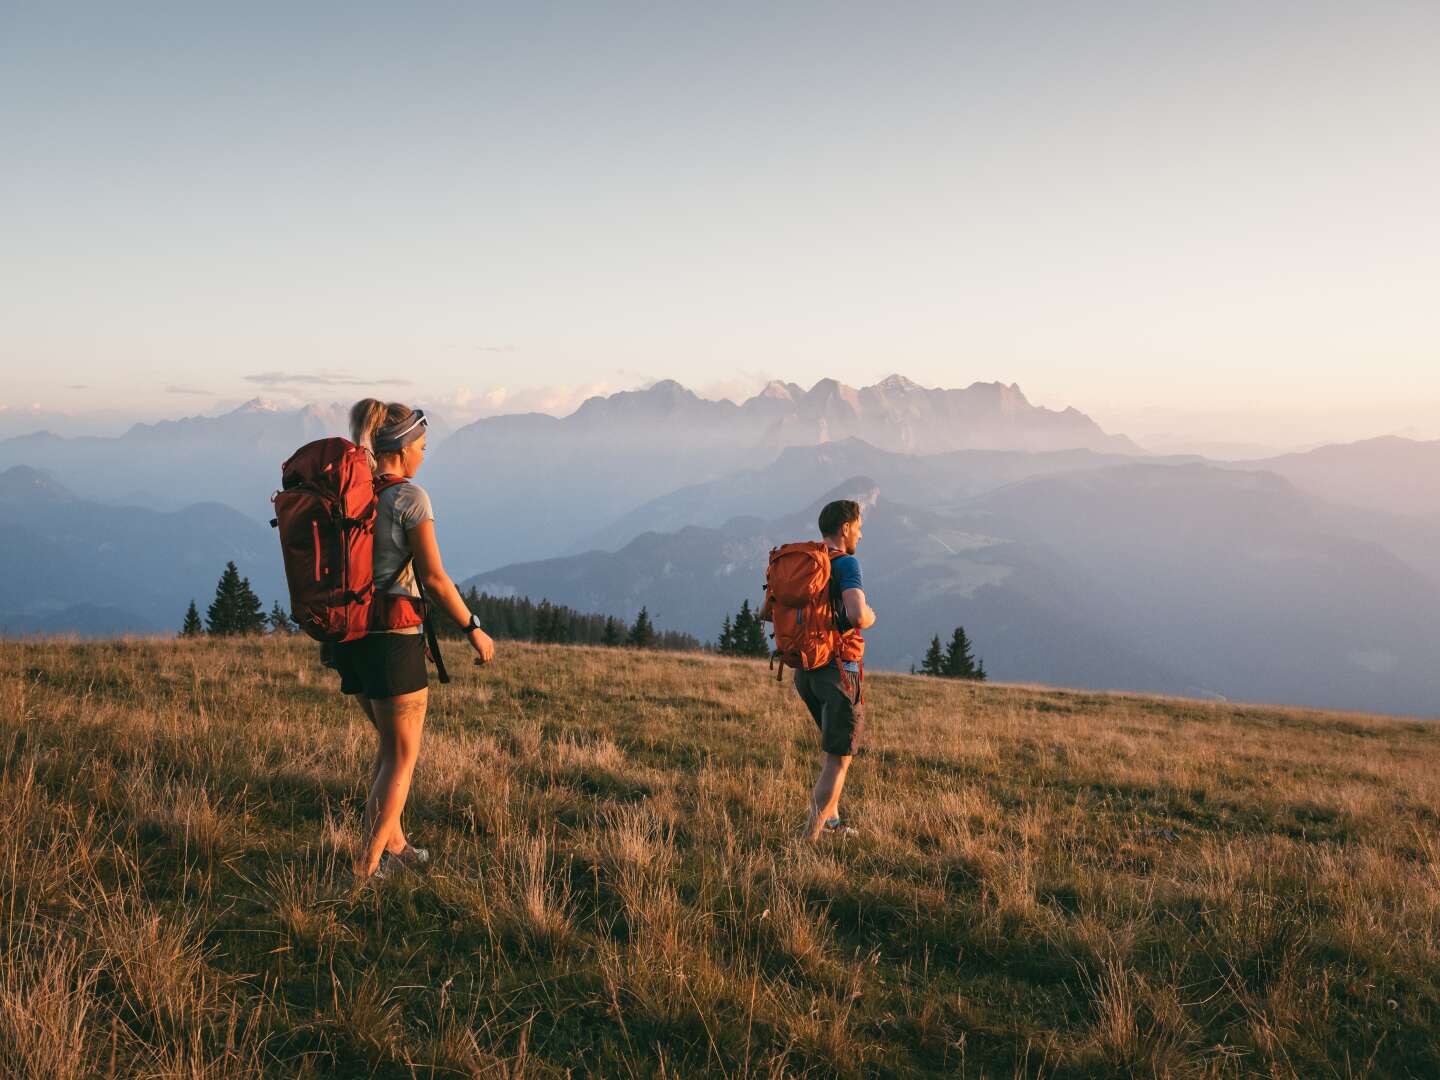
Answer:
[{"left": 762, "top": 541, "right": 843, "bottom": 678}]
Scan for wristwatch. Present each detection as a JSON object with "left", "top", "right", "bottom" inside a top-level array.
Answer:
[{"left": 465, "top": 613, "right": 484, "bottom": 633}]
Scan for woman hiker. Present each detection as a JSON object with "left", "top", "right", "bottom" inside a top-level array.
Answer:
[{"left": 332, "top": 399, "right": 495, "bottom": 881}]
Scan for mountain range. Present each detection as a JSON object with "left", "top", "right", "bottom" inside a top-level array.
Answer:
[
  {"left": 0, "top": 375, "right": 1136, "bottom": 570},
  {"left": 3, "top": 377, "right": 1437, "bottom": 715},
  {"left": 462, "top": 462, "right": 1440, "bottom": 716},
  {"left": 0, "top": 466, "right": 284, "bottom": 635},
  {"left": 1229, "top": 436, "right": 1440, "bottom": 519},
  {"left": 424, "top": 375, "right": 1137, "bottom": 571}
]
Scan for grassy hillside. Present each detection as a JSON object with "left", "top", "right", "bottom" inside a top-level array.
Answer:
[{"left": 3, "top": 638, "right": 1439, "bottom": 1078}]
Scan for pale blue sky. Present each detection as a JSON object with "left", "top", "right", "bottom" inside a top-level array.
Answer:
[{"left": 2, "top": 1, "right": 1437, "bottom": 446}]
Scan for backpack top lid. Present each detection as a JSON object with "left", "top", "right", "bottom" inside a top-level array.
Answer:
[
  {"left": 766, "top": 541, "right": 833, "bottom": 606},
  {"left": 281, "top": 436, "right": 366, "bottom": 493}
]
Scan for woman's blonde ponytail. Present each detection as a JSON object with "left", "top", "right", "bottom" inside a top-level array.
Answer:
[
  {"left": 349, "top": 398, "right": 389, "bottom": 453},
  {"left": 350, "top": 399, "right": 416, "bottom": 463}
]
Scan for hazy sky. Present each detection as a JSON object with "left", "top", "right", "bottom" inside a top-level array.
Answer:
[{"left": 2, "top": 1, "right": 1436, "bottom": 447}]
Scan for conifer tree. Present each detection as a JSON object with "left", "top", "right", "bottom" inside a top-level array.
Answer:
[
  {"left": 738, "top": 599, "right": 769, "bottom": 657},
  {"left": 206, "top": 562, "right": 267, "bottom": 636},
  {"left": 627, "top": 606, "right": 656, "bottom": 649},
  {"left": 717, "top": 614, "right": 734, "bottom": 655},
  {"left": 944, "top": 626, "right": 978, "bottom": 679},
  {"left": 236, "top": 575, "right": 267, "bottom": 634},
  {"left": 973, "top": 657, "right": 988, "bottom": 682},
  {"left": 534, "top": 601, "right": 562, "bottom": 643},
  {"left": 920, "top": 634, "right": 945, "bottom": 676},
  {"left": 731, "top": 602, "right": 751, "bottom": 654},
  {"left": 602, "top": 616, "right": 624, "bottom": 647},
  {"left": 180, "top": 600, "right": 203, "bottom": 638},
  {"left": 267, "top": 602, "right": 296, "bottom": 634}
]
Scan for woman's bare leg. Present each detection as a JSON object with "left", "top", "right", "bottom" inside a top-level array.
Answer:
[
  {"left": 358, "top": 687, "right": 427, "bottom": 877},
  {"left": 357, "top": 697, "right": 408, "bottom": 854}
]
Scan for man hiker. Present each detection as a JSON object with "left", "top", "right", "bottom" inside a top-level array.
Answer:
[{"left": 763, "top": 498, "right": 876, "bottom": 841}]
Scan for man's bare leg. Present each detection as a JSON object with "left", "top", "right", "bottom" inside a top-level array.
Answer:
[{"left": 807, "top": 752, "right": 852, "bottom": 841}]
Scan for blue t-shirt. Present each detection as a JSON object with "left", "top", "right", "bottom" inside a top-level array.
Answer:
[{"left": 830, "top": 553, "right": 863, "bottom": 671}]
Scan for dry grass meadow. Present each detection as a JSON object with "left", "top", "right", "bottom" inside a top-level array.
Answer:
[{"left": 3, "top": 636, "right": 1440, "bottom": 1078}]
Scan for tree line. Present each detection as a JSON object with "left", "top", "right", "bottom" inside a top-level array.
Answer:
[
  {"left": 715, "top": 599, "right": 769, "bottom": 657},
  {"left": 711, "top": 600, "right": 991, "bottom": 682},
  {"left": 916, "top": 627, "right": 987, "bottom": 680},
  {"left": 180, "top": 561, "right": 294, "bottom": 637},
  {"left": 179, "top": 565, "right": 700, "bottom": 651},
  {"left": 186, "top": 565, "right": 987, "bottom": 677},
  {"left": 435, "top": 588, "right": 701, "bottom": 652}
]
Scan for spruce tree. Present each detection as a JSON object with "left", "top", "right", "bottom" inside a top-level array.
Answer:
[
  {"left": 602, "top": 616, "right": 623, "bottom": 647},
  {"left": 717, "top": 615, "right": 734, "bottom": 655},
  {"left": 627, "top": 607, "right": 656, "bottom": 649},
  {"left": 739, "top": 599, "right": 769, "bottom": 657},
  {"left": 944, "top": 626, "right": 977, "bottom": 679},
  {"left": 731, "top": 602, "right": 751, "bottom": 654},
  {"left": 206, "top": 564, "right": 238, "bottom": 635},
  {"left": 973, "top": 657, "right": 988, "bottom": 682},
  {"left": 207, "top": 563, "right": 266, "bottom": 635},
  {"left": 180, "top": 600, "right": 203, "bottom": 638},
  {"left": 267, "top": 602, "right": 296, "bottom": 634},
  {"left": 235, "top": 574, "right": 267, "bottom": 634},
  {"left": 534, "top": 601, "right": 556, "bottom": 643},
  {"left": 920, "top": 634, "right": 945, "bottom": 676}
]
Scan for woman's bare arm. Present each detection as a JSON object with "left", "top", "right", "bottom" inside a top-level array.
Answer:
[{"left": 408, "top": 520, "right": 495, "bottom": 660}]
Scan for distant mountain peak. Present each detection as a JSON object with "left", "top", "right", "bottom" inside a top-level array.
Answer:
[
  {"left": 756, "top": 380, "right": 795, "bottom": 401},
  {"left": 876, "top": 374, "right": 923, "bottom": 393},
  {"left": 0, "top": 464, "right": 77, "bottom": 502},
  {"left": 233, "top": 397, "right": 283, "bottom": 415},
  {"left": 815, "top": 475, "right": 881, "bottom": 511}
]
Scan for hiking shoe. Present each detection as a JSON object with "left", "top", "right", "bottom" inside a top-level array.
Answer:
[
  {"left": 351, "top": 852, "right": 394, "bottom": 891},
  {"left": 823, "top": 817, "right": 858, "bottom": 838}
]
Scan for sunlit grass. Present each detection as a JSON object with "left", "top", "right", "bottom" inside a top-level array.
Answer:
[{"left": 2, "top": 636, "right": 1439, "bottom": 1076}]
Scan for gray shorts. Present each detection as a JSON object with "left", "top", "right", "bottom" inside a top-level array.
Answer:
[{"left": 794, "top": 663, "right": 865, "bottom": 756}]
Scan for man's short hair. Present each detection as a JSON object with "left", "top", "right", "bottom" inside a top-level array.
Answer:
[{"left": 818, "top": 499, "right": 861, "bottom": 539}]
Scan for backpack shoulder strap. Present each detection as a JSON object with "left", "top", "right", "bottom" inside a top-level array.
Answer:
[
  {"left": 371, "top": 474, "right": 414, "bottom": 593},
  {"left": 373, "top": 474, "right": 449, "bottom": 683}
]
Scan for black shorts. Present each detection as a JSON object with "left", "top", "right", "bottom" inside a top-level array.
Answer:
[
  {"left": 794, "top": 662, "right": 865, "bottom": 756},
  {"left": 331, "top": 633, "right": 428, "bottom": 699}
]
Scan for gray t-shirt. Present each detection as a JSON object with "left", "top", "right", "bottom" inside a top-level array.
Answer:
[{"left": 374, "top": 480, "right": 434, "bottom": 634}]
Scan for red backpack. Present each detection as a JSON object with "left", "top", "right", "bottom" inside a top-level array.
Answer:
[{"left": 271, "top": 438, "right": 448, "bottom": 679}]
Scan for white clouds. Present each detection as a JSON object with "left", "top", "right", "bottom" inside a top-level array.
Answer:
[
  {"left": 438, "top": 382, "right": 619, "bottom": 421},
  {"left": 245, "top": 371, "right": 412, "bottom": 388},
  {"left": 696, "top": 371, "right": 779, "bottom": 405}
]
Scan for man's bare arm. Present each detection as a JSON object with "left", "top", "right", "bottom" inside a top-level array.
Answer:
[{"left": 842, "top": 587, "right": 876, "bottom": 630}]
